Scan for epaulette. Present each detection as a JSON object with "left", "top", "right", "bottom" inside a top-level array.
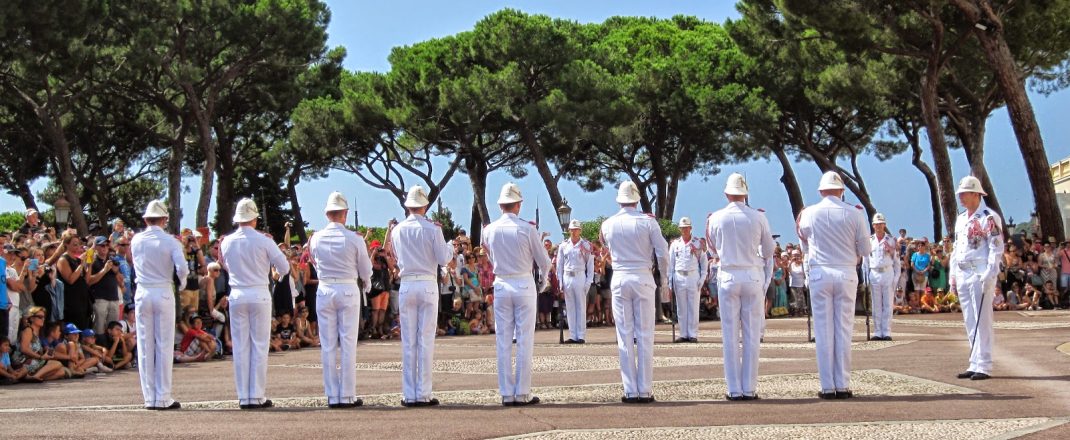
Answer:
[
  {"left": 757, "top": 208, "right": 766, "bottom": 213},
  {"left": 855, "top": 204, "right": 863, "bottom": 210},
  {"left": 644, "top": 212, "right": 655, "bottom": 218}
]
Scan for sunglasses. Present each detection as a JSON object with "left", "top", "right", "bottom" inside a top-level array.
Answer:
[{"left": 32, "top": 315, "right": 45, "bottom": 320}]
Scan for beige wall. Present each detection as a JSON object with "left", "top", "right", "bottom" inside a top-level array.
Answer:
[{"left": 1055, "top": 157, "right": 1070, "bottom": 239}]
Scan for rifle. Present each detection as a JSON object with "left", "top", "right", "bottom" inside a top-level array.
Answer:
[
  {"left": 864, "top": 282, "right": 872, "bottom": 341},
  {"left": 805, "top": 287, "right": 814, "bottom": 343},
  {"left": 670, "top": 275, "right": 678, "bottom": 341}
]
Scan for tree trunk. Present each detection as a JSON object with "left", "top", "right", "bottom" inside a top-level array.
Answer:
[
  {"left": 919, "top": 68, "right": 959, "bottom": 238},
  {"left": 975, "top": 27, "right": 1063, "bottom": 241},
  {"left": 286, "top": 169, "right": 307, "bottom": 244},
  {"left": 664, "top": 173, "right": 681, "bottom": 221},
  {"left": 465, "top": 156, "right": 490, "bottom": 246},
  {"left": 214, "top": 129, "right": 237, "bottom": 236},
  {"left": 908, "top": 135, "right": 943, "bottom": 240},
  {"left": 166, "top": 131, "right": 185, "bottom": 235},
  {"left": 772, "top": 144, "right": 805, "bottom": 218},
  {"left": 959, "top": 121, "right": 1005, "bottom": 226},
  {"left": 519, "top": 124, "right": 565, "bottom": 215},
  {"left": 949, "top": 0, "right": 1065, "bottom": 241},
  {"left": 193, "top": 119, "right": 217, "bottom": 229},
  {"left": 42, "top": 118, "right": 90, "bottom": 234},
  {"left": 16, "top": 181, "right": 38, "bottom": 211}
]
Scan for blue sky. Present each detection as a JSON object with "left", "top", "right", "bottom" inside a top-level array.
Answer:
[{"left": 6, "top": 1, "right": 1068, "bottom": 243}]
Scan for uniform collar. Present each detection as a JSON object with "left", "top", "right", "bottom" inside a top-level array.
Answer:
[
  {"left": 501, "top": 212, "right": 519, "bottom": 220},
  {"left": 726, "top": 201, "right": 746, "bottom": 208},
  {"left": 967, "top": 200, "right": 989, "bottom": 218},
  {"left": 324, "top": 222, "right": 345, "bottom": 230},
  {"left": 145, "top": 225, "right": 163, "bottom": 232}
]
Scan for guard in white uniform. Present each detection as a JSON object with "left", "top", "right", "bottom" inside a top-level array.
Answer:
[
  {"left": 130, "top": 200, "right": 188, "bottom": 410},
  {"left": 861, "top": 213, "right": 901, "bottom": 341},
  {"left": 949, "top": 176, "right": 1003, "bottom": 381},
  {"left": 706, "top": 174, "right": 775, "bottom": 400},
  {"left": 669, "top": 217, "right": 707, "bottom": 343},
  {"left": 484, "top": 183, "right": 551, "bottom": 406},
  {"left": 390, "top": 185, "right": 454, "bottom": 407},
  {"left": 310, "top": 192, "right": 373, "bottom": 408},
  {"left": 556, "top": 218, "right": 593, "bottom": 344},
  {"left": 220, "top": 198, "right": 290, "bottom": 409},
  {"left": 796, "top": 172, "right": 871, "bottom": 399},
  {"left": 600, "top": 181, "right": 669, "bottom": 403}
]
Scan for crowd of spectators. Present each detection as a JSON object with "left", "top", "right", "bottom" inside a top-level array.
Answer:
[{"left": 4, "top": 205, "right": 1069, "bottom": 387}]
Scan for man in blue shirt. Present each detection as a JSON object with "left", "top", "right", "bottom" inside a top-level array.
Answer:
[{"left": 0, "top": 255, "right": 8, "bottom": 340}]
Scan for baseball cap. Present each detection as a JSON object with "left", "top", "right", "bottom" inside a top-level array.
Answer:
[
  {"left": 64, "top": 323, "right": 82, "bottom": 335},
  {"left": 82, "top": 329, "right": 96, "bottom": 337},
  {"left": 94, "top": 236, "right": 109, "bottom": 246}
]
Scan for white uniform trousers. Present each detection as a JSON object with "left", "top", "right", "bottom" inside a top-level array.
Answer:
[
  {"left": 810, "top": 266, "right": 858, "bottom": 392},
  {"left": 135, "top": 284, "right": 176, "bottom": 408},
  {"left": 672, "top": 271, "right": 701, "bottom": 339},
  {"left": 717, "top": 268, "right": 764, "bottom": 397},
  {"left": 562, "top": 273, "right": 588, "bottom": 341},
  {"left": 868, "top": 270, "right": 895, "bottom": 338},
  {"left": 955, "top": 267, "right": 995, "bottom": 375},
  {"left": 492, "top": 276, "right": 537, "bottom": 402},
  {"left": 229, "top": 288, "right": 272, "bottom": 405},
  {"left": 317, "top": 282, "right": 361, "bottom": 405},
  {"left": 611, "top": 270, "right": 655, "bottom": 398},
  {"left": 399, "top": 280, "right": 439, "bottom": 403}
]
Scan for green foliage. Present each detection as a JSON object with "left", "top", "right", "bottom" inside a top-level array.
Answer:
[
  {"left": 431, "top": 205, "right": 462, "bottom": 242},
  {"left": 0, "top": 212, "right": 25, "bottom": 233}
]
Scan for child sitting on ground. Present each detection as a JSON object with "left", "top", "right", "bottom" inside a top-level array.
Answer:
[
  {"left": 175, "top": 315, "right": 217, "bottom": 363},
  {"left": 79, "top": 330, "right": 113, "bottom": 373},
  {"left": 294, "top": 307, "right": 319, "bottom": 348},
  {"left": 920, "top": 288, "right": 940, "bottom": 313},
  {"left": 106, "top": 321, "right": 133, "bottom": 370},
  {"left": 469, "top": 310, "right": 489, "bottom": 335},
  {"left": 0, "top": 337, "right": 29, "bottom": 384}
]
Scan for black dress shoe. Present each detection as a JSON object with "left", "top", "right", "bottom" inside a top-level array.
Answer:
[
  {"left": 158, "top": 401, "right": 181, "bottom": 410},
  {"left": 817, "top": 391, "right": 837, "bottom": 400},
  {"left": 564, "top": 339, "right": 577, "bottom": 344},
  {"left": 621, "top": 396, "right": 639, "bottom": 404},
  {"left": 724, "top": 394, "right": 744, "bottom": 401},
  {"left": 422, "top": 398, "right": 440, "bottom": 406},
  {"left": 741, "top": 394, "right": 759, "bottom": 401},
  {"left": 515, "top": 396, "right": 540, "bottom": 406},
  {"left": 970, "top": 373, "right": 991, "bottom": 380},
  {"left": 501, "top": 399, "right": 516, "bottom": 407},
  {"left": 576, "top": 339, "right": 585, "bottom": 344},
  {"left": 259, "top": 400, "right": 274, "bottom": 409},
  {"left": 673, "top": 337, "right": 688, "bottom": 343},
  {"left": 637, "top": 396, "right": 656, "bottom": 404},
  {"left": 835, "top": 391, "right": 853, "bottom": 399},
  {"left": 956, "top": 371, "right": 977, "bottom": 379},
  {"left": 883, "top": 336, "right": 893, "bottom": 341},
  {"left": 688, "top": 338, "right": 699, "bottom": 343},
  {"left": 401, "top": 400, "right": 418, "bottom": 407},
  {"left": 239, "top": 402, "right": 255, "bottom": 410}
]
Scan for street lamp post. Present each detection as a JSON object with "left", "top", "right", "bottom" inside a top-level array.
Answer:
[
  {"left": 555, "top": 199, "right": 571, "bottom": 344},
  {"left": 54, "top": 197, "right": 71, "bottom": 229}
]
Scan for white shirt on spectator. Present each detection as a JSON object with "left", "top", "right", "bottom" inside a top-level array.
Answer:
[
  {"left": 220, "top": 226, "right": 289, "bottom": 289},
  {"left": 131, "top": 225, "right": 189, "bottom": 290},
  {"left": 390, "top": 214, "right": 453, "bottom": 278},
  {"left": 309, "top": 222, "right": 373, "bottom": 292}
]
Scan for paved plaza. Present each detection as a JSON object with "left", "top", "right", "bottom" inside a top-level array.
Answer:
[{"left": 1, "top": 312, "right": 1068, "bottom": 439}]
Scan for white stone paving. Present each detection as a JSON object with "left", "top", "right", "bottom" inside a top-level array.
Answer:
[
  {"left": 494, "top": 417, "right": 1067, "bottom": 440},
  {"left": 273, "top": 355, "right": 808, "bottom": 374}
]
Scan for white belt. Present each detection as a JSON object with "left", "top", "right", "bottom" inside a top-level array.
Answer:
[
  {"left": 139, "top": 283, "right": 173, "bottom": 289},
  {"left": 401, "top": 274, "right": 436, "bottom": 282},
  {"left": 720, "top": 266, "right": 760, "bottom": 270},
  {"left": 497, "top": 273, "right": 530, "bottom": 280},
  {"left": 564, "top": 271, "right": 579, "bottom": 277},
  {"left": 870, "top": 266, "right": 890, "bottom": 273},
  {"left": 614, "top": 268, "right": 651, "bottom": 274},
  {"left": 320, "top": 277, "right": 358, "bottom": 285},
  {"left": 957, "top": 259, "right": 986, "bottom": 271}
]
